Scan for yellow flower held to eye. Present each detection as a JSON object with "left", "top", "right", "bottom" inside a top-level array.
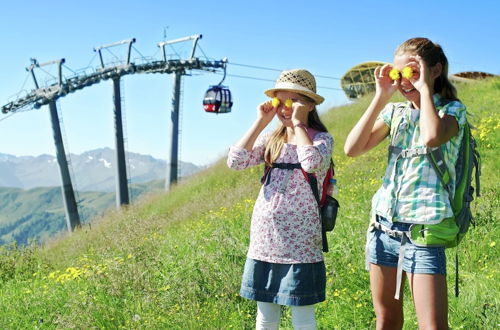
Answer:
[
  {"left": 271, "top": 97, "right": 280, "bottom": 107},
  {"left": 402, "top": 66, "right": 413, "bottom": 79},
  {"left": 389, "top": 68, "right": 400, "bottom": 80},
  {"left": 285, "top": 99, "right": 293, "bottom": 108}
]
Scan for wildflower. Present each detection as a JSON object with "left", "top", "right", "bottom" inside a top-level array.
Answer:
[
  {"left": 272, "top": 97, "right": 280, "bottom": 107},
  {"left": 490, "top": 241, "right": 496, "bottom": 247},
  {"left": 389, "top": 68, "right": 400, "bottom": 80},
  {"left": 402, "top": 66, "right": 413, "bottom": 79}
]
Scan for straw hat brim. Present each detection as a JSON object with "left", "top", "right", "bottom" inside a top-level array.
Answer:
[{"left": 264, "top": 82, "right": 324, "bottom": 105}]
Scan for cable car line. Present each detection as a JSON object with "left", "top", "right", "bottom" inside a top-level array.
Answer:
[
  {"left": 217, "top": 72, "right": 343, "bottom": 91},
  {"left": 227, "top": 62, "right": 341, "bottom": 80}
]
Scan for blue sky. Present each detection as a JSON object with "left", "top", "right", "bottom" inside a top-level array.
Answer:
[{"left": 0, "top": 0, "right": 498, "bottom": 167}]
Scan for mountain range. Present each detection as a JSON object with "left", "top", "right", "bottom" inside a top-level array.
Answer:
[
  {"left": 0, "top": 148, "right": 204, "bottom": 245},
  {"left": 0, "top": 148, "right": 203, "bottom": 192}
]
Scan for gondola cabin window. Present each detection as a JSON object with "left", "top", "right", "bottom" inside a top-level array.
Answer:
[{"left": 203, "top": 85, "right": 232, "bottom": 113}]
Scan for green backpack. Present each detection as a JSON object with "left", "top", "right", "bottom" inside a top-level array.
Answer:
[
  {"left": 389, "top": 102, "right": 481, "bottom": 249},
  {"left": 390, "top": 102, "right": 481, "bottom": 296}
]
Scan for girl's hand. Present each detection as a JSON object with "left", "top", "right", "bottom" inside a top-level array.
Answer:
[
  {"left": 257, "top": 100, "right": 277, "bottom": 125},
  {"left": 291, "top": 99, "right": 313, "bottom": 125},
  {"left": 407, "top": 55, "right": 433, "bottom": 94},
  {"left": 374, "top": 64, "right": 399, "bottom": 97}
]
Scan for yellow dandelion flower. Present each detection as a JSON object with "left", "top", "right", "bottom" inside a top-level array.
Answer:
[
  {"left": 271, "top": 97, "right": 280, "bottom": 107},
  {"left": 489, "top": 241, "right": 496, "bottom": 247},
  {"left": 402, "top": 66, "right": 413, "bottom": 79},
  {"left": 285, "top": 99, "right": 293, "bottom": 108},
  {"left": 389, "top": 68, "right": 400, "bottom": 80}
]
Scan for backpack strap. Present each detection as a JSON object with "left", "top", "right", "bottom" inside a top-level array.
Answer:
[
  {"left": 261, "top": 160, "right": 334, "bottom": 253},
  {"left": 427, "top": 147, "right": 454, "bottom": 200},
  {"left": 301, "top": 160, "right": 334, "bottom": 253},
  {"left": 371, "top": 219, "right": 411, "bottom": 300}
]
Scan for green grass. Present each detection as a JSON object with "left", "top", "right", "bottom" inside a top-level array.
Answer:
[{"left": 0, "top": 78, "right": 498, "bottom": 329}]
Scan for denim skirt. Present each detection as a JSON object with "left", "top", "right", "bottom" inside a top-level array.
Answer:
[{"left": 240, "top": 258, "right": 326, "bottom": 306}]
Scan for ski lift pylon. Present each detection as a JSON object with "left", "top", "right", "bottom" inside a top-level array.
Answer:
[{"left": 203, "top": 58, "right": 232, "bottom": 114}]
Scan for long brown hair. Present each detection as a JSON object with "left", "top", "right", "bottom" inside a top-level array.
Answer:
[
  {"left": 264, "top": 101, "right": 329, "bottom": 166},
  {"left": 396, "top": 37, "right": 459, "bottom": 101}
]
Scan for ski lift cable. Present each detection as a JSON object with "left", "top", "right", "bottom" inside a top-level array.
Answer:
[
  {"left": 168, "top": 44, "right": 181, "bottom": 58},
  {"left": 196, "top": 44, "right": 211, "bottom": 61},
  {"left": 37, "top": 66, "right": 57, "bottom": 80},
  {"left": 132, "top": 46, "right": 148, "bottom": 62},
  {"left": 104, "top": 47, "right": 122, "bottom": 63},
  {"left": 18, "top": 73, "right": 31, "bottom": 93},
  {"left": 228, "top": 62, "right": 341, "bottom": 80},
  {"left": 85, "top": 52, "right": 98, "bottom": 70},
  {"left": 63, "top": 64, "right": 78, "bottom": 75},
  {"left": 216, "top": 72, "right": 343, "bottom": 91},
  {"left": 150, "top": 47, "right": 161, "bottom": 60},
  {"left": 0, "top": 111, "right": 16, "bottom": 122}
]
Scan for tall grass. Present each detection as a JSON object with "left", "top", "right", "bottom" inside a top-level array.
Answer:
[{"left": 0, "top": 78, "right": 498, "bottom": 329}]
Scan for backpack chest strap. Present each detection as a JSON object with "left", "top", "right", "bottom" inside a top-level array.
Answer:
[
  {"left": 388, "top": 145, "right": 433, "bottom": 159},
  {"left": 261, "top": 163, "right": 302, "bottom": 186}
]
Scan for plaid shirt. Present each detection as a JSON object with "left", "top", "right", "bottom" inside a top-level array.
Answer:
[{"left": 372, "top": 94, "right": 467, "bottom": 224}]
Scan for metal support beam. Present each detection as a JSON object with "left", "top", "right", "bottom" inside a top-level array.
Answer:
[
  {"left": 165, "top": 71, "right": 182, "bottom": 190},
  {"left": 112, "top": 77, "right": 130, "bottom": 207},
  {"left": 48, "top": 100, "right": 80, "bottom": 232}
]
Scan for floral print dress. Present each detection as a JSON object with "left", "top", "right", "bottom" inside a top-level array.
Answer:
[{"left": 227, "top": 130, "right": 333, "bottom": 264}]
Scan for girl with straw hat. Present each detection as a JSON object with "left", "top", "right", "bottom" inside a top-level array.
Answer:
[{"left": 227, "top": 69, "right": 333, "bottom": 329}]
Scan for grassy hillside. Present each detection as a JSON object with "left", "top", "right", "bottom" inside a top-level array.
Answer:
[
  {"left": 0, "top": 78, "right": 498, "bottom": 329},
  {"left": 0, "top": 180, "right": 165, "bottom": 246}
]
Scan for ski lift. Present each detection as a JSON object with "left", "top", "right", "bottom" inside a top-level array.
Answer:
[{"left": 203, "top": 62, "right": 232, "bottom": 113}]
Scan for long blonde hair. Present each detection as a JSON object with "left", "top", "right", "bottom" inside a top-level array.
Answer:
[
  {"left": 396, "top": 37, "right": 459, "bottom": 101},
  {"left": 264, "top": 105, "right": 329, "bottom": 166}
]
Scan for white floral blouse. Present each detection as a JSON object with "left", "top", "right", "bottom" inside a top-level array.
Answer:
[{"left": 227, "top": 130, "right": 334, "bottom": 264}]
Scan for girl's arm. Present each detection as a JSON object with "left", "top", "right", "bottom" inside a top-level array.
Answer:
[
  {"left": 344, "top": 65, "right": 396, "bottom": 157},
  {"left": 410, "top": 56, "right": 459, "bottom": 146},
  {"left": 227, "top": 101, "right": 276, "bottom": 170},
  {"left": 235, "top": 100, "right": 277, "bottom": 151},
  {"left": 297, "top": 132, "right": 333, "bottom": 173},
  {"left": 291, "top": 99, "right": 314, "bottom": 148}
]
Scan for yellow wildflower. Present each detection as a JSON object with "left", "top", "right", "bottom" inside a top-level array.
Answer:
[
  {"left": 490, "top": 241, "right": 496, "bottom": 247},
  {"left": 402, "top": 66, "right": 413, "bottom": 79},
  {"left": 271, "top": 97, "right": 280, "bottom": 107},
  {"left": 389, "top": 68, "right": 400, "bottom": 80}
]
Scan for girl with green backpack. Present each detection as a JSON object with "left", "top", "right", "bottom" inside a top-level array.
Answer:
[{"left": 344, "top": 37, "right": 468, "bottom": 329}]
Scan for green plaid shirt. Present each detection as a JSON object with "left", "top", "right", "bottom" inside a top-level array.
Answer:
[{"left": 372, "top": 94, "right": 467, "bottom": 224}]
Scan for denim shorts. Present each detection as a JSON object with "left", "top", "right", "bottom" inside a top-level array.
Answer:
[
  {"left": 366, "top": 216, "right": 447, "bottom": 275},
  {"left": 240, "top": 258, "right": 326, "bottom": 306}
]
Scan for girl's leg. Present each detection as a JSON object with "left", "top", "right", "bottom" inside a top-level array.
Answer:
[
  {"left": 408, "top": 273, "right": 448, "bottom": 330},
  {"left": 370, "top": 264, "right": 405, "bottom": 330},
  {"left": 256, "top": 301, "right": 281, "bottom": 330},
  {"left": 291, "top": 304, "right": 316, "bottom": 330}
]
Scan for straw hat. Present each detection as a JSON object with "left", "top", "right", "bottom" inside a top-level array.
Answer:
[{"left": 264, "top": 69, "right": 324, "bottom": 105}]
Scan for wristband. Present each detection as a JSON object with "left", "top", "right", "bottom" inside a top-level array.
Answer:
[{"left": 293, "top": 122, "right": 308, "bottom": 131}]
